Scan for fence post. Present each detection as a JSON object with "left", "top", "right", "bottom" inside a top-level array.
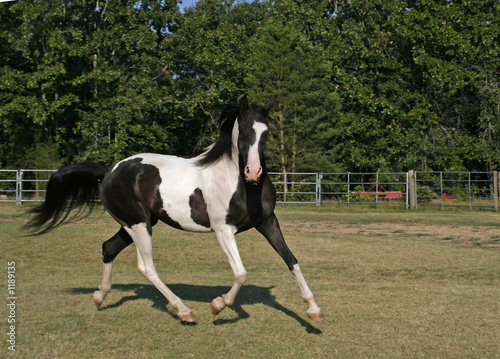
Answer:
[
  {"left": 408, "top": 170, "right": 417, "bottom": 209},
  {"left": 19, "top": 170, "right": 24, "bottom": 205},
  {"left": 316, "top": 173, "right": 322, "bottom": 206},
  {"left": 347, "top": 173, "right": 351, "bottom": 203},
  {"left": 16, "top": 170, "right": 21, "bottom": 205},
  {"left": 440, "top": 172, "right": 444, "bottom": 210},
  {"left": 494, "top": 171, "right": 498, "bottom": 211}
]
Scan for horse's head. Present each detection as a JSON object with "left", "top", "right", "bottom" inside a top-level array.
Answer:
[{"left": 237, "top": 96, "right": 275, "bottom": 184}]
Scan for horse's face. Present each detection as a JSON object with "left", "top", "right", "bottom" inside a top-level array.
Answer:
[{"left": 237, "top": 96, "right": 275, "bottom": 184}]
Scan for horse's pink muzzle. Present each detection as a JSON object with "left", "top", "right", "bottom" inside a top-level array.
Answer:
[{"left": 244, "top": 164, "right": 262, "bottom": 183}]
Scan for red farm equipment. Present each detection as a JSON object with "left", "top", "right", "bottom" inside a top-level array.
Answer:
[{"left": 354, "top": 184, "right": 403, "bottom": 199}]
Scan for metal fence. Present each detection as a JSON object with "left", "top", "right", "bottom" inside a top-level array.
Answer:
[
  {"left": 1, "top": 169, "right": 498, "bottom": 210},
  {"left": 268, "top": 172, "right": 409, "bottom": 207},
  {"left": 0, "top": 169, "right": 56, "bottom": 205},
  {"left": 413, "top": 171, "right": 499, "bottom": 210},
  {"left": 0, "top": 170, "right": 18, "bottom": 203}
]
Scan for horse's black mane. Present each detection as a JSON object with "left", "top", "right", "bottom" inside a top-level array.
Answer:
[{"left": 196, "top": 104, "right": 240, "bottom": 167}]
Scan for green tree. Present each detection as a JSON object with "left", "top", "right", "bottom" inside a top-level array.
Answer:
[
  {"left": 1, "top": 0, "right": 498, "bottom": 174},
  {"left": 245, "top": 20, "right": 338, "bottom": 172},
  {"left": 327, "top": 0, "right": 500, "bottom": 172},
  {"left": 63, "top": 0, "right": 180, "bottom": 162},
  {"left": 0, "top": 0, "right": 179, "bottom": 166},
  {"left": 16, "top": 137, "right": 63, "bottom": 170},
  {"left": 161, "top": 0, "right": 266, "bottom": 154}
]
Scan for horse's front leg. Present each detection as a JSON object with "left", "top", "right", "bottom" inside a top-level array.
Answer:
[
  {"left": 211, "top": 226, "right": 247, "bottom": 315},
  {"left": 257, "top": 213, "right": 325, "bottom": 322}
]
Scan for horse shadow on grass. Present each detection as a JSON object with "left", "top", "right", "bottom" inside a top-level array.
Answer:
[{"left": 68, "top": 283, "right": 322, "bottom": 334}]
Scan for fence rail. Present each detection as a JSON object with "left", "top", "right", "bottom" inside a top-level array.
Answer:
[
  {"left": 268, "top": 172, "right": 410, "bottom": 207},
  {"left": 412, "top": 171, "right": 499, "bottom": 210},
  {"left": 0, "top": 169, "right": 56, "bottom": 205},
  {"left": 1, "top": 169, "right": 498, "bottom": 210}
]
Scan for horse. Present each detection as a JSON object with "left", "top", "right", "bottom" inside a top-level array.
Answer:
[{"left": 25, "top": 96, "right": 324, "bottom": 323}]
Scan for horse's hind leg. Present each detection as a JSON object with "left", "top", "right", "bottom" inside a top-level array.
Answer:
[
  {"left": 257, "top": 213, "right": 325, "bottom": 322},
  {"left": 125, "top": 222, "right": 196, "bottom": 323},
  {"left": 93, "top": 227, "right": 133, "bottom": 308}
]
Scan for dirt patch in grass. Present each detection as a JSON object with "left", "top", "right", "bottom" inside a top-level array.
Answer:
[
  {"left": 281, "top": 220, "right": 500, "bottom": 249},
  {"left": 6, "top": 203, "right": 500, "bottom": 249}
]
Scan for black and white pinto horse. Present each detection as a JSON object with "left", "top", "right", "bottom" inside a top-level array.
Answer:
[{"left": 26, "top": 96, "right": 324, "bottom": 323}]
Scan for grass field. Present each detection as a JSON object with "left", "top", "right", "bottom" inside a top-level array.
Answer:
[{"left": 1, "top": 203, "right": 499, "bottom": 358}]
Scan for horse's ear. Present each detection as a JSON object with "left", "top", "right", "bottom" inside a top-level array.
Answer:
[
  {"left": 239, "top": 95, "right": 249, "bottom": 111},
  {"left": 263, "top": 95, "right": 276, "bottom": 112}
]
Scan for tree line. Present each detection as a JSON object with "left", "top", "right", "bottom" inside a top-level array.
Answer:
[{"left": 0, "top": 0, "right": 499, "bottom": 173}]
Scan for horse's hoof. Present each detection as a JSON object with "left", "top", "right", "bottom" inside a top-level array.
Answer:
[
  {"left": 178, "top": 311, "right": 196, "bottom": 323},
  {"left": 92, "top": 291, "right": 103, "bottom": 309},
  {"left": 210, "top": 296, "right": 226, "bottom": 315},
  {"left": 307, "top": 311, "right": 325, "bottom": 322}
]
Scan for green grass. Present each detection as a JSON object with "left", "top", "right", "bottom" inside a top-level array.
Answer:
[{"left": 1, "top": 203, "right": 499, "bottom": 358}]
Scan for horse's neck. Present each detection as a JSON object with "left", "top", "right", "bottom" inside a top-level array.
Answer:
[{"left": 201, "top": 120, "right": 239, "bottom": 181}]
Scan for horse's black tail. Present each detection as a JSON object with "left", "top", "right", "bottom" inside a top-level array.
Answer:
[{"left": 24, "top": 163, "right": 110, "bottom": 235}]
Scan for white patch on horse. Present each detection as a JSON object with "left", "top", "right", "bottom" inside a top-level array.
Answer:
[
  {"left": 291, "top": 264, "right": 323, "bottom": 319},
  {"left": 92, "top": 262, "right": 112, "bottom": 308},
  {"left": 245, "top": 121, "right": 268, "bottom": 182},
  {"left": 133, "top": 154, "right": 211, "bottom": 232}
]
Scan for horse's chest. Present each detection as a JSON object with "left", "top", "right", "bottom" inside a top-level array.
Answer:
[
  {"left": 199, "top": 165, "right": 240, "bottom": 229},
  {"left": 225, "top": 177, "right": 275, "bottom": 232}
]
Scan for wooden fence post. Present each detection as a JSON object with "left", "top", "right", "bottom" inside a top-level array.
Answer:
[{"left": 408, "top": 170, "right": 417, "bottom": 210}]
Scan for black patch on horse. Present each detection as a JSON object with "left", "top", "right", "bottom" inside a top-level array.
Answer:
[
  {"left": 189, "top": 188, "right": 211, "bottom": 228},
  {"left": 102, "top": 227, "right": 134, "bottom": 263},
  {"left": 101, "top": 158, "right": 183, "bottom": 230},
  {"left": 226, "top": 166, "right": 276, "bottom": 233}
]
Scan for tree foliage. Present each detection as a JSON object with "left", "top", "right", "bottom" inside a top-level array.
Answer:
[{"left": 0, "top": 0, "right": 499, "bottom": 172}]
